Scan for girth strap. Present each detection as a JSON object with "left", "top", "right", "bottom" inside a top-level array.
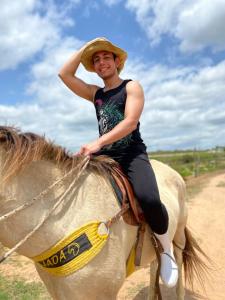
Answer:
[{"left": 150, "top": 232, "right": 163, "bottom": 300}]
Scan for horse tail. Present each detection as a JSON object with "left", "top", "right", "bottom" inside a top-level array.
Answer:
[{"left": 182, "top": 226, "right": 212, "bottom": 290}]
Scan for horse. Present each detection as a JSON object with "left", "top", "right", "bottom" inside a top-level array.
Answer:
[{"left": 0, "top": 126, "right": 208, "bottom": 300}]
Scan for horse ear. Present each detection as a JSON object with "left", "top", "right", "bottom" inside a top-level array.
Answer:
[
  {"left": 0, "top": 135, "right": 6, "bottom": 142},
  {"left": 0, "top": 132, "right": 8, "bottom": 143},
  {"left": 0, "top": 129, "right": 7, "bottom": 142}
]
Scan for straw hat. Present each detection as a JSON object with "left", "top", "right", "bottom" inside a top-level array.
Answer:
[{"left": 80, "top": 37, "right": 127, "bottom": 74}]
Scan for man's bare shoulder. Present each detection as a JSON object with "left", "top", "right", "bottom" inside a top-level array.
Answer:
[{"left": 126, "top": 80, "right": 144, "bottom": 94}]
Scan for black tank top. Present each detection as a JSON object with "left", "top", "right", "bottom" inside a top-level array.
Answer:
[{"left": 93, "top": 79, "right": 146, "bottom": 158}]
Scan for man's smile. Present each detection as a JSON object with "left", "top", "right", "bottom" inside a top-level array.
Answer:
[{"left": 100, "top": 67, "right": 109, "bottom": 72}]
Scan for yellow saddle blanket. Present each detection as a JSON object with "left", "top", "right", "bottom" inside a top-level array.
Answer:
[{"left": 31, "top": 221, "right": 135, "bottom": 277}]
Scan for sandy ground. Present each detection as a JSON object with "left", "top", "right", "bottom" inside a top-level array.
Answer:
[
  {"left": 117, "top": 172, "right": 225, "bottom": 300},
  {"left": 0, "top": 171, "right": 225, "bottom": 299}
]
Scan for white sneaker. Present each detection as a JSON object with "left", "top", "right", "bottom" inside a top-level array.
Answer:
[{"left": 160, "top": 251, "right": 178, "bottom": 288}]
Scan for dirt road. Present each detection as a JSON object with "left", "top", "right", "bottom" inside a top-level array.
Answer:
[
  {"left": 117, "top": 172, "right": 225, "bottom": 300},
  {"left": 1, "top": 171, "right": 225, "bottom": 299}
]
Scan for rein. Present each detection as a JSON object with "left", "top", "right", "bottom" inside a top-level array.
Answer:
[
  {"left": 0, "top": 156, "right": 131, "bottom": 264},
  {"left": 105, "top": 203, "right": 130, "bottom": 229},
  {"left": 0, "top": 156, "right": 90, "bottom": 263},
  {"left": 0, "top": 157, "right": 89, "bottom": 223},
  {"left": 0, "top": 153, "right": 164, "bottom": 298}
]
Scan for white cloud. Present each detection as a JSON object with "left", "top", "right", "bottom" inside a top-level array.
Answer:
[
  {"left": 0, "top": 0, "right": 78, "bottom": 71},
  {"left": 1, "top": 0, "right": 225, "bottom": 152},
  {"left": 125, "top": 0, "right": 225, "bottom": 53},
  {"left": 26, "top": 37, "right": 101, "bottom": 150},
  {"left": 0, "top": 0, "right": 103, "bottom": 152},
  {"left": 125, "top": 0, "right": 182, "bottom": 45},
  {"left": 1, "top": 48, "right": 225, "bottom": 151},
  {"left": 0, "top": 35, "right": 102, "bottom": 151},
  {"left": 121, "top": 58, "right": 225, "bottom": 150},
  {"left": 176, "top": 0, "right": 225, "bottom": 52}
]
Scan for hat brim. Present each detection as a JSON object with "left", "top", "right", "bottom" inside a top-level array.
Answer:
[{"left": 80, "top": 40, "right": 127, "bottom": 74}]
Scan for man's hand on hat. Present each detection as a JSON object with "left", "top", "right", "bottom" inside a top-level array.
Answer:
[{"left": 81, "top": 37, "right": 107, "bottom": 51}]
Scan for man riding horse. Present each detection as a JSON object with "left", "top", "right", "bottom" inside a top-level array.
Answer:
[{"left": 58, "top": 37, "right": 178, "bottom": 288}]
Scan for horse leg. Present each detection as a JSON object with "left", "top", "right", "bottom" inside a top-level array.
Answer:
[
  {"left": 174, "top": 245, "right": 185, "bottom": 300},
  {"left": 173, "top": 224, "right": 186, "bottom": 300},
  {"left": 149, "top": 259, "right": 158, "bottom": 300}
]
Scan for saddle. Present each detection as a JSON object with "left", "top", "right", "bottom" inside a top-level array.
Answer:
[
  {"left": 110, "top": 165, "right": 146, "bottom": 268},
  {"left": 110, "top": 165, "right": 163, "bottom": 293},
  {"left": 110, "top": 165, "right": 145, "bottom": 226}
]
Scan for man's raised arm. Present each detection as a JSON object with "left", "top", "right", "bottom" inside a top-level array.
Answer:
[{"left": 58, "top": 42, "right": 99, "bottom": 102}]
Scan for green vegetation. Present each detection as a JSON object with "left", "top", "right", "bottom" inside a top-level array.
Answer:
[
  {"left": 0, "top": 275, "right": 50, "bottom": 300},
  {"left": 149, "top": 147, "right": 225, "bottom": 178},
  {"left": 216, "top": 181, "right": 225, "bottom": 188}
]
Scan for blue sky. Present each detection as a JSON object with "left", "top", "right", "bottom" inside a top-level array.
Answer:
[{"left": 0, "top": 0, "right": 225, "bottom": 152}]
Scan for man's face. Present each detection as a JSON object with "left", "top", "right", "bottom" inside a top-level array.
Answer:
[{"left": 92, "top": 50, "right": 120, "bottom": 79}]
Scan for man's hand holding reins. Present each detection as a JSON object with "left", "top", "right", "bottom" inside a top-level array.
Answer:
[{"left": 77, "top": 139, "right": 103, "bottom": 156}]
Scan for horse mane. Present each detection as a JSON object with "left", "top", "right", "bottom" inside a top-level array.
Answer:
[{"left": 0, "top": 126, "right": 118, "bottom": 183}]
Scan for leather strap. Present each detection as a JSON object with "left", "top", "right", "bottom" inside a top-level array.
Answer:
[{"left": 134, "top": 223, "right": 146, "bottom": 266}]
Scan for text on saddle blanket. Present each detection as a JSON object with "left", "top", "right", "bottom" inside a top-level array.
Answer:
[{"left": 30, "top": 166, "right": 146, "bottom": 277}]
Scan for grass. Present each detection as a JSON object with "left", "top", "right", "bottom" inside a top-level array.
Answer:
[
  {"left": 186, "top": 183, "right": 205, "bottom": 200},
  {"left": 216, "top": 181, "right": 225, "bottom": 187},
  {"left": 185, "top": 168, "right": 225, "bottom": 200},
  {"left": 149, "top": 148, "right": 225, "bottom": 179},
  {"left": 0, "top": 275, "right": 50, "bottom": 300}
]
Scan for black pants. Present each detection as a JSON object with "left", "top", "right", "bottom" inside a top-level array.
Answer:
[{"left": 112, "top": 152, "right": 169, "bottom": 234}]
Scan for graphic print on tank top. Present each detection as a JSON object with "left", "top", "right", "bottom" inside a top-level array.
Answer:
[
  {"left": 95, "top": 97, "right": 133, "bottom": 151},
  {"left": 94, "top": 80, "right": 145, "bottom": 154}
]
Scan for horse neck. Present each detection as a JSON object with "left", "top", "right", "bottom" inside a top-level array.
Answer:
[{"left": 0, "top": 158, "right": 122, "bottom": 258}]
